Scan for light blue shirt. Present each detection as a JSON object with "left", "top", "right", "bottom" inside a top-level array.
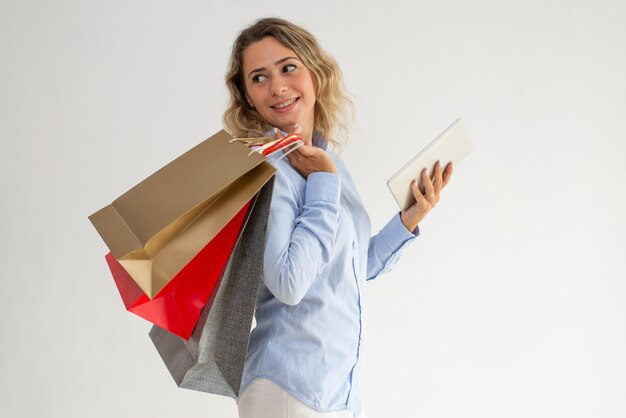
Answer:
[{"left": 240, "top": 132, "right": 418, "bottom": 415}]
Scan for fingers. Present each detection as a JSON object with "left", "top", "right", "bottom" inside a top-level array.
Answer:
[
  {"left": 411, "top": 176, "right": 428, "bottom": 206},
  {"left": 406, "top": 161, "right": 454, "bottom": 226},
  {"left": 274, "top": 123, "right": 313, "bottom": 148},
  {"left": 294, "top": 143, "right": 317, "bottom": 157},
  {"left": 433, "top": 161, "right": 443, "bottom": 198},
  {"left": 273, "top": 127, "right": 284, "bottom": 140},
  {"left": 285, "top": 143, "right": 319, "bottom": 170},
  {"left": 289, "top": 123, "right": 312, "bottom": 146},
  {"left": 274, "top": 123, "right": 303, "bottom": 139},
  {"left": 442, "top": 162, "right": 453, "bottom": 187},
  {"left": 422, "top": 168, "right": 436, "bottom": 203},
  {"left": 286, "top": 145, "right": 306, "bottom": 165},
  {"left": 414, "top": 160, "right": 450, "bottom": 207}
]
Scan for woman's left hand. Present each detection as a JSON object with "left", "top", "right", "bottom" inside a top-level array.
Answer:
[{"left": 400, "top": 161, "right": 454, "bottom": 232}]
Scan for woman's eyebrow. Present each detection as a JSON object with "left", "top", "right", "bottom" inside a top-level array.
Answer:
[
  {"left": 248, "top": 56, "right": 300, "bottom": 78},
  {"left": 275, "top": 56, "right": 299, "bottom": 65}
]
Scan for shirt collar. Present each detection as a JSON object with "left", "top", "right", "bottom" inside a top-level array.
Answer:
[{"left": 311, "top": 130, "right": 328, "bottom": 150}]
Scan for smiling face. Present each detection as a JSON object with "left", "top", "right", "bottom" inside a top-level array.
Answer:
[{"left": 242, "top": 36, "right": 317, "bottom": 141}]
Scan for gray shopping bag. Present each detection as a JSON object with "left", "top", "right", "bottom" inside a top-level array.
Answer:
[{"left": 149, "top": 178, "right": 273, "bottom": 398}]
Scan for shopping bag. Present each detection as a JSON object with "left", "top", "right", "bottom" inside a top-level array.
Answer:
[
  {"left": 104, "top": 199, "right": 251, "bottom": 340},
  {"left": 89, "top": 130, "right": 276, "bottom": 299},
  {"left": 149, "top": 178, "right": 273, "bottom": 398}
]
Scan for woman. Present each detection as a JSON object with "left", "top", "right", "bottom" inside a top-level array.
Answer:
[{"left": 223, "top": 17, "right": 453, "bottom": 418}]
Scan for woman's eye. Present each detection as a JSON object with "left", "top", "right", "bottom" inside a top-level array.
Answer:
[
  {"left": 282, "top": 64, "right": 296, "bottom": 73},
  {"left": 251, "top": 74, "right": 268, "bottom": 83}
]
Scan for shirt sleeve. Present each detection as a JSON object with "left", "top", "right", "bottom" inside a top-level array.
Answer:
[
  {"left": 366, "top": 213, "right": 419, "bottom": 281},
  {"left": 262, "top": 167, "right": 341, "bottom": 305}
]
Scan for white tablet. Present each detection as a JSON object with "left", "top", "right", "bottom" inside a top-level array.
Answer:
[{"left": 387, "top": 118, "right": 472, "bottom": 211}]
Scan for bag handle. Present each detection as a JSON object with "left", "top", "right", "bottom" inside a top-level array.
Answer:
[{"left": 230, "top": 133, "right": 303, "bottom": 161}]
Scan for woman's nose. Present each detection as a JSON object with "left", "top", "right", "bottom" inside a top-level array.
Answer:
[{"left": 270, "top": 78, "right": 288, "bottom": 96}]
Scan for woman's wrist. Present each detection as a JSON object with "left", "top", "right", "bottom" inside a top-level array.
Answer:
[{"left": 400, "top": 210, "right": 419, "bottom": 233}]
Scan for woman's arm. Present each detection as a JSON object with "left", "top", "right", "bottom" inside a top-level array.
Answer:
[
  {"left": 261, "top": 165, "right": 341, "bottom": 305},
  {"left": 366, "top": 161, "right": 454, "bottom": 280},
  {"left": 366, "top": 213, "right": 417, "bottom": 280}
]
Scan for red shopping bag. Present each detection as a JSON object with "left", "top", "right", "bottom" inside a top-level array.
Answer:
[{"left": 105, "top": 200, "right": 251, "bottom": 340}]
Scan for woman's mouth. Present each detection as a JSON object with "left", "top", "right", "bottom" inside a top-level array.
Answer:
[{"left": 271, "top": 97, "right": 299, "bottom": 113}]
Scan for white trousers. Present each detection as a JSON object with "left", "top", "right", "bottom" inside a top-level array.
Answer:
[{"left": 238, "top": 379, "right": 368, "bottom": 418}]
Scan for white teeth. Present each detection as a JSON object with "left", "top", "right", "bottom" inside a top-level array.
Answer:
[{"left": 273, "top": 98, "right": 297, "bottom": 109}]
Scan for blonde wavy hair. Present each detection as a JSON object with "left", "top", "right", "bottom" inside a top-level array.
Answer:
[{"left": 223, "top": 17, "right": 353, "bottom": 148}]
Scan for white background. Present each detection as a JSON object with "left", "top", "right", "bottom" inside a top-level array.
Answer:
[{"left": 1, "top": 0, "right": 625, "bottom": 417}]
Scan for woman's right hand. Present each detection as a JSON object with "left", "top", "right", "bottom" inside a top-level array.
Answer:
[{"left": 279, "top": 126, "right": 337, "bottom": 179}]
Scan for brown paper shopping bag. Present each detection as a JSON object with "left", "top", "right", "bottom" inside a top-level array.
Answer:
[{"left": 89, "top": 130, "right": 276, "bottom": 298}]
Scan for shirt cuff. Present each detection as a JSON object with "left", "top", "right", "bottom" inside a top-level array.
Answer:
[
  {"left": 305, "top": 172, "right": 341, "bottom": 203},
  {"left": 380, "top": 213, "right": 419, "bottom": 252},
  {"left": 402, "top": 213, "right": 421, "bottom": 236}
]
